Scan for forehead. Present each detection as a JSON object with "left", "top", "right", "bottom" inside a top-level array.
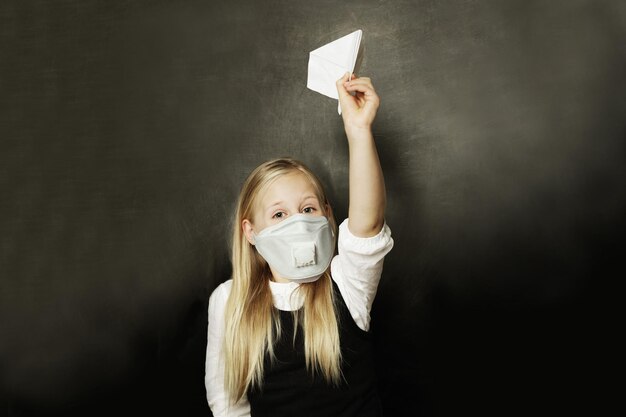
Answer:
[{"left": 258, "top": 171, "right": 319, "bottom": 207}]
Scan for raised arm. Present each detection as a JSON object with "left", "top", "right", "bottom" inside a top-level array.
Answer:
[{"left": 336, "top": 72, "right": 386, "bottom": 237}]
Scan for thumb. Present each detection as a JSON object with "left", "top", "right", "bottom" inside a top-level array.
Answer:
[{"left": 335, "top": 72, "right": 351, "bottom": 100}]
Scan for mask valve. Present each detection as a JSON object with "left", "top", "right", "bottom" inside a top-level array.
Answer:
[{"left": 292, "top": 242, "right": 317, "bottom": 268}]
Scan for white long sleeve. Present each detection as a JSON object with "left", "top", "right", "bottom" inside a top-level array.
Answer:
[
  {"left": 205, "top": 219, "right": 393, "bottom": 415},
  {"left": 205, "top": 282, "right": 251, "bottom": 417},
  {"left": 331, "top": 219, "right": 394, "bottom": 331}
]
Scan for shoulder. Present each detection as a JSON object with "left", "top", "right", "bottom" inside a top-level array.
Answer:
[
  {"left": 210, "top": 279, "right": 233, "bottom": 300},
  {"left": 208, "top": 280, "right": 233, "bottom": 314},
  {"left": 211, "top": 279, "right": 233, "bottom": 296}
]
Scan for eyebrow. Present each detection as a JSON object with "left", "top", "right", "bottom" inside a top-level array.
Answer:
[{"left": 266, "top": 201, "right": 284, "bottom": 210}]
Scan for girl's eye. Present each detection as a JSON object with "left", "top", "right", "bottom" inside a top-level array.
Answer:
[
  {"left": 272, "top": 211, "right": 286, "bottom": 219},
  {"left": 302, "top": 207, "right": 316, "bottom": 214}
]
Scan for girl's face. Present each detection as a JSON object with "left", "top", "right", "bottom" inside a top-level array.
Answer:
[{"left": 242, "top": 171, "right": 326, "bottom": 242}]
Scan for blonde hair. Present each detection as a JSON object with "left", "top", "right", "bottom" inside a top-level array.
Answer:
[{"left": 223, "top": 158, "right": 342, "bottom": 403}]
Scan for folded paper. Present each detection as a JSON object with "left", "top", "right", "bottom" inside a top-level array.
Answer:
[{"left": 307, "top": 30, "right": 362, "bottom": 114}]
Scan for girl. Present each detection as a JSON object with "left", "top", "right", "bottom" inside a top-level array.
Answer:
[{"left": 205, "top": 73, "right": 393, "bottom": 417}]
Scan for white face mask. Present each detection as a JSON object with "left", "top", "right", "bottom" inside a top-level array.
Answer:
[{"left": 252, "top": 214, "right": 335, "bottom": 283}]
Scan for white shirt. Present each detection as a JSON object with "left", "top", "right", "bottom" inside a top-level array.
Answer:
[{"left": 205, "top": 219, "right": 393, "bottom": 417}]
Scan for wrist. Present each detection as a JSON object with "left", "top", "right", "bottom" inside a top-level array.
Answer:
[{"left": 344, "top": 124, "right": 373, "bottom": 140}]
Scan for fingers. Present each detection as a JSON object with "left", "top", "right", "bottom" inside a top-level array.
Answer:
[
  {"left": 336, "top": 73, "right": 380, "bottom": 109},
  {"left": 337, "top": 71, "right": 351, "bottom": 83},
  {"left": 344, "top": 77, "right": 375, "bottom": 94},
  {"left": 344, "top": 77, "right": 380, "bottom": 109},
  {"left": 336, "top": 73, "right": 371, "bottom": 89},
  {"left": 336, "top": 72, "right": 352, "bottom": 99},
  {"left": 337, "top": 74, "right": 376, "bottom": 95},
  {"left": 335, "top": 73, "right": 380, "bottom": 128}
]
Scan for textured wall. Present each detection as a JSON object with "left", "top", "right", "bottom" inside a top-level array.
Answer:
[{"left": 1, "top": 1, "right": 624, "bottom": 415}]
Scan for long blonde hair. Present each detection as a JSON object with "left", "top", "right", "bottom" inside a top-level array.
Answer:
[{"left": 223, "top": 158, "right": 342, "bottom": 403}]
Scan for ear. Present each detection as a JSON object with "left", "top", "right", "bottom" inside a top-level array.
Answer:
[{"left": 242, "top": 219, "right": 255, "bottom": 245}]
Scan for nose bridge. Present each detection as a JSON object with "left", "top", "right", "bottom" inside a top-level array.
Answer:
[
  {"left": 286, "top": 203, "right": 302, "bottom": 217},
  {"left": 290, "top": 215, "right": 309, "bottom": 233}
]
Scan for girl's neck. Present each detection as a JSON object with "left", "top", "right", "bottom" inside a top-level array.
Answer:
[
  {"left": 269, "top": 266, "right": 291, "bottom": 283},
  {"left": 270, "top": 275, "right": 291, "bottom": 284}
]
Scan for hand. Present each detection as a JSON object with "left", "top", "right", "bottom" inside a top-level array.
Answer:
[{"left": 336, "top": 72, "right": 380, "bottom": 133}]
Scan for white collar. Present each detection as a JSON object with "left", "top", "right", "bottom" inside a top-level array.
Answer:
[{"left": 268, "top": 280, "right": 303, "bottom": 311}]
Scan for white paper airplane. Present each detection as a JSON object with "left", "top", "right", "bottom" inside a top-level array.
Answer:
[{"left": 307, "top": 30, "right": 362, "bottom": 114}]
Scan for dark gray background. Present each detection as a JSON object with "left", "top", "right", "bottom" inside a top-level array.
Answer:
[{"left": 1, "top": 0, "right": 624, "bottom": 415}]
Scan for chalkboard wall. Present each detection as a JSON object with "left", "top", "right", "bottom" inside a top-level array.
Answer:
[{"left": 2, "top": 1, "right": 624, "bottom": 415}]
